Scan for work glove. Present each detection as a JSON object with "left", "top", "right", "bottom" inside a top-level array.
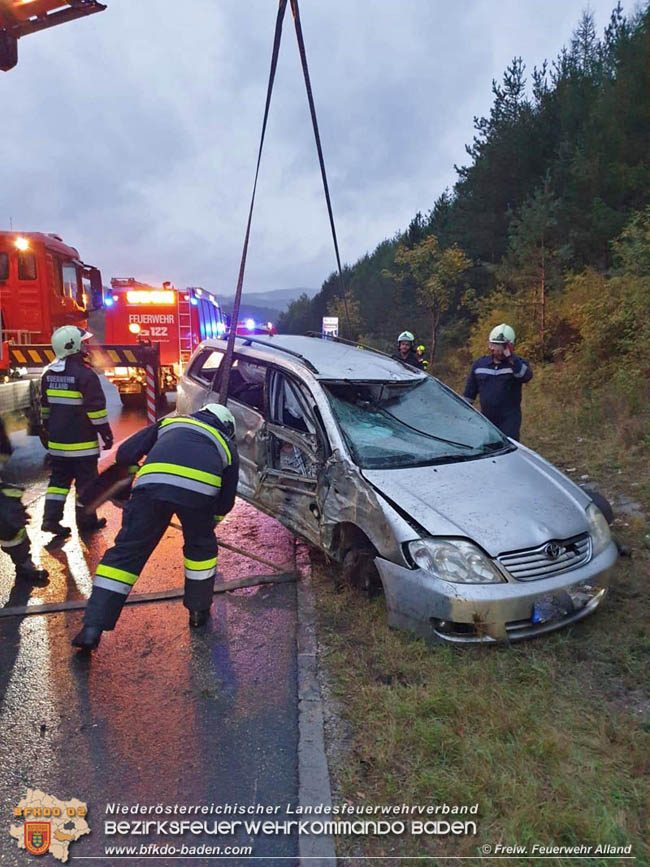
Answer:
[
  {"left": 213, "top": 514, "right": 225, "bottom": 527},
  {"left": 101, "top": 432, "right": 114, "bottom": 450}
]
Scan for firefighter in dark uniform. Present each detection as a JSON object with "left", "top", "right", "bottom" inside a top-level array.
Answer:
[
  {"left": 391, "top": 331, "right": 424, "bottom": 369},
  {"left": 463, "top": 323, "right": 533, "bottom": 440},
  {"left": 72, "top": 403, "right": 239, "bottom": 651},
  {"left": 40, "top": 326, "right": 113, "bottom": 536},
  {"left": 0, "top": 416, "right": 49, "bottom": 585}
]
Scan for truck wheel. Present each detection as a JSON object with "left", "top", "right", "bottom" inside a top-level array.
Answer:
[
  {"left": 342, "top": 545, "right": 382, "bottom": 597},
  {"left": 119, "top": 393, "right": 143, "bottom": 409}
]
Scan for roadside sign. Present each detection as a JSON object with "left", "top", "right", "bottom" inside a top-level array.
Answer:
[{"left": 322, "top": 316, "right": 338, "bottom": 338}]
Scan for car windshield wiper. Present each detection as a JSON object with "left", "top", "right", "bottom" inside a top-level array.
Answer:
[
  {"left": 480, "top": 440, "right": 514, "bottom": 455},
  {"left": 423, "top": 452, "right": 487, "bottom": 466},
  {"left": 380, "top": 410, "right": 474, "bottom": 450}
]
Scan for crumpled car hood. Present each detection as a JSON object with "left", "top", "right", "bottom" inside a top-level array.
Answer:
[{"left": 362, "top": 447, "right": 591, "bottom": 557}]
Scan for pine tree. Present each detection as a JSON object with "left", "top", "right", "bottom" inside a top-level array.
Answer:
[{"left": 497, "top": 175, "right": 567, "bottom": 356}]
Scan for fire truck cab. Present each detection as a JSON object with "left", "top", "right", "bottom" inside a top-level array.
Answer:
[
  {"left": 103, "top": 278, "right": 227, "bottom": 407},
  {"left": 0, "top": 231, "right": 102, "bottom": 348}
]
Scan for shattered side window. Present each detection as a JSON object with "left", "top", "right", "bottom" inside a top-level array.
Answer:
[
  {"left": 191, "top": 350, "right": 224, "bottom": 385},
  {"left": 269, "top": 372, "right": 315, "bottom": 434},
  {"left": 229, "top": 359, "right": 266, "bottom": 411},
  {"left": 324, "top": 378, "right": 510, "bottom": 469}
]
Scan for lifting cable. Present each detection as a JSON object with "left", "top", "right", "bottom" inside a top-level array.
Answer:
[
  {"left": 289, "top": 0, "right": 351, "bottom": 329},
  {"left": 219, "top": 0, "right": 350, "bottom": 403}
]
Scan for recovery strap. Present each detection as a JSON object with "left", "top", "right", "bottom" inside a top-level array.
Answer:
[{"left": 220, "top": 0, "right": 350, "bottom": 402}]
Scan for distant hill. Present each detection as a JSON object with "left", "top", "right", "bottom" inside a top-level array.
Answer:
[
  {"left": 211, "top": 287, "right": 318, "bottom": 310},
  {"left": 218, "top": 301, "right": 282, "bottom": 326}
]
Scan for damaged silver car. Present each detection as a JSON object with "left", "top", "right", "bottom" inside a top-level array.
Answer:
[{"left": 176, "top": 334, "right": 618, "bottom": 643}]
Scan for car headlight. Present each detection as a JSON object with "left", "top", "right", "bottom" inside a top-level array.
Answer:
[
  {"left": 586, "top": 502, "right": 611, "bottom": 557},
  {"left": 407, "top": 538, "right": 505, "bottom": 584}
]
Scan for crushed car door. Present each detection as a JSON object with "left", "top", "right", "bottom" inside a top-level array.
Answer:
[
  {"left": 206, "top": 355, "right": 268, "bottom": 502},
  {"left": 257, "top": 369, "right": 324, "bottom": 546}
]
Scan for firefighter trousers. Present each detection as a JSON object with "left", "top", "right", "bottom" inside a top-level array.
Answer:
[
  {"left": 43, "top": 456, "right": 99, "bottom": 527},
  {"left": 1, "top": 531, "right": 32, "bottom": 569},
  {"left": 0, "top": 487, "right": 33, "bottom": 569},
  {"left": 83, "top": 489, "right": 218, "bottom": 630}
]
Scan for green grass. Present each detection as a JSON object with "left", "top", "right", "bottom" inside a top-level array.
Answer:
[{"left": 311, "top": 363, "right": 650, "bottom": 864}]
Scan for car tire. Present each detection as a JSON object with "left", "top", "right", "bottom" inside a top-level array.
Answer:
[{"left": 342, "top": 545, "right": 382, "bottom": 597}]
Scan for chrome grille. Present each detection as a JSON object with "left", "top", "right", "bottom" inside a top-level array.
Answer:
[{"left": 497, "top": 533, "right": 592, "bottom": 581}]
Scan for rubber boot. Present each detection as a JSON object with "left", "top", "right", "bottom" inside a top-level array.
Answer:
[
  {"left": 78, "top": 517, "right": 107, "bottom": 534},
  {"left": 15, "top": 562, "right": 49, "bottom": 586},
  {"left": 189, "top": 609, "right": 211, "bottom": 628},
  {"left": 71, "top": 625, "right": 103, "bottom": 651},
  {"left": 41, "top": 520, "right": 71, "bottom": 537}
]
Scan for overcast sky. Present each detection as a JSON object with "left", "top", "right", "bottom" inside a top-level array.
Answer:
[{"left": 3, "top": 0, "right": 622, "bottom": 295}]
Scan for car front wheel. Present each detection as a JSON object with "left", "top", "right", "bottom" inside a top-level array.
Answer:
[{"left": 341, "top": 544, "right": 382, "bottom": 597}]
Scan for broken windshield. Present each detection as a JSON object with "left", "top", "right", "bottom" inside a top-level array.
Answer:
[{"left": 323, "top": 378, "right": 511, "bottom": 469}]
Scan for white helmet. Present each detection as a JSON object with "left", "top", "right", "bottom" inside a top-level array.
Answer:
[
  {"left": 51, "top": 326, "right": 93, "bottom": 359},
  {"left": 200, "top": 403, "right": 236, "bottom": 438},
  {"left": 488, "top": 323, "right": 515, "bottom": 345},
  {"left": 397, "top": 330, "right": 415, "bottom": 344}
]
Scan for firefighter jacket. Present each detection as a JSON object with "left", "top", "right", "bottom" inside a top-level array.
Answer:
[
  {"left": 391, "top": 349, "right": 424, "bottom": 370},
  {"left": 115, "top": 410, "right": 239, "bottom": 516},
  {"left": 463, "top": 354, "right": 533, "bottom": 422},
  {"left": 40, "top": 354, "right": 112, "bottom": 458}
]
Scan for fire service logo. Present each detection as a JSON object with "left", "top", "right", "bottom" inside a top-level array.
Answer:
[
  {"left": 10, "top": 789, "right": 90, "bottom": 862},
  {"left": 24, "top": 822, "right": 51, "bottom": 856}
]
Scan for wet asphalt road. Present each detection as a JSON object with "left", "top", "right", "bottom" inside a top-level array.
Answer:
[{"left": 0, "top": 379, "right": 300, "bottom": 865}]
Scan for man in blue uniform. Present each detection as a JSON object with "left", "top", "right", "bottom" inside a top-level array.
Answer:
[
  {"left": 72, "top": 403, "right": 239, "bottom": 651},
  {"left": 40, "top": 325, "right": 113, "bottom": 536},
  {"left": 463, "top": 324, "right": 533, "bottom": 440}
]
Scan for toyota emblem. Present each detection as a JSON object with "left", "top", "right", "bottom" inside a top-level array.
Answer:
[{"left": 544, "top": 543, "right": 565, "bottom": 560}]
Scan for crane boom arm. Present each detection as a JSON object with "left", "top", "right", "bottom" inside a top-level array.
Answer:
[{"left": 0, "top": 0, "right": 106, "bottom": 70}]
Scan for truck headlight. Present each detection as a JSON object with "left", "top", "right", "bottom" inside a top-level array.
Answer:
[
  {"left": 407, "top": 538, "right": 505, "bottom": 584},
  {"left": 586, "top": 503, "right": 611, "bottom": 557}
]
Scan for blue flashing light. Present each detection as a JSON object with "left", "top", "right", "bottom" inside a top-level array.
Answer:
[
  {"left": 245, "top": 318, "right": 255, "bottom": 331},
  {"left": 104, "top": 297, "right": 114, "bottom": 307},
  {"left": 190, "top": 297, "right": 199, "bottom": 306}
]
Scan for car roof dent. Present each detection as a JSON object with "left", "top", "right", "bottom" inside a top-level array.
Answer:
[{"left": 199, "top": 335, "right": 425, "bottom": 382}]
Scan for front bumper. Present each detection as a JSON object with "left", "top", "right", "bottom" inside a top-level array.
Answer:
[{"left": 376, "top": 540, "right": 618, "bottom": 644}]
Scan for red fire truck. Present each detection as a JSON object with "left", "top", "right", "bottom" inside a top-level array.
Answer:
[
  {"left": 103, "top": 278, "right": 227, "bottom": 406},
  {"left": 1, "top": 0, "right": 106, "bottom": 72},
  {"left": 0, "top": 231, "right": 103, "bottom": 426},
  {"left": 0, "top": 231, "right": 102, "bottom": 346}
]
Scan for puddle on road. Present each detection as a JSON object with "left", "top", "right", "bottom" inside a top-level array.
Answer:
[{"left": 1, "top": 495, "right": 296, "bottom": 613}]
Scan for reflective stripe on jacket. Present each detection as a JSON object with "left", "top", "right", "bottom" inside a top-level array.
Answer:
[
  {"left": 117, "top": 410, "right": 239, "bottom": 512},
  {"left": 40, "top": 355, "right": 112, "bottom": 458}
]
